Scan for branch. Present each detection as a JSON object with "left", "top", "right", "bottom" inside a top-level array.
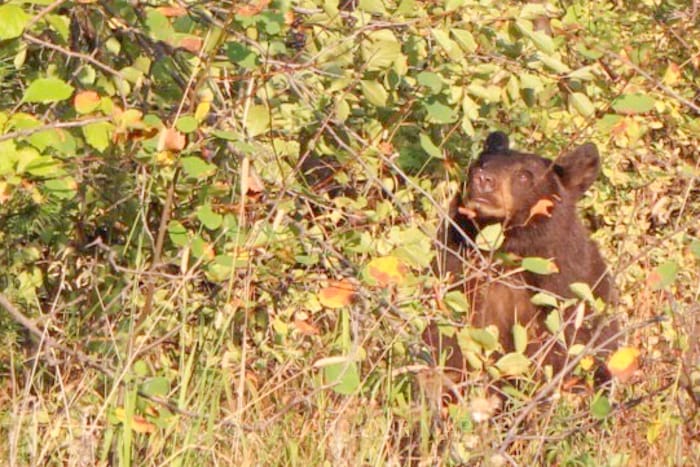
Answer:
[{"left": 0, "top": 116, "right": 111, "bottom": 143}]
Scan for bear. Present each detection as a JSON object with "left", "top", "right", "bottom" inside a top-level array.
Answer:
[{"left": 424, "top": 131, "right": 619, "bottom": 387}]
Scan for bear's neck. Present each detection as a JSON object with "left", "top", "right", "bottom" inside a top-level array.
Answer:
[{"left": 501, "top": 200, "right": 612, "bottom": 301}]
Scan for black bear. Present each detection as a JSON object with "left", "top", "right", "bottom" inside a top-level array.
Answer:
[{"left": 425, "top": 131, "right": 619, "bottom": 384}]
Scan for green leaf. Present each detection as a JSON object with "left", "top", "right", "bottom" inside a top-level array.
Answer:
[
  {"left": 431, "top": 29, "right": 463, "bottom": 62},
  {"left": 535, "top": 53, "right": 570, "bottom": 74},
  {"left": 226, "top": 42, "right": 258, "bottom": 68},
  {"left": 23, "top": 78, "right": 74, "bottom": 104},
  {"left": 82, "top": 122, "right": 114, "bottom": 152},
  {"left": 167, "top": 221, "right": 189, "bottom": 247},
  {"left": 361, "top": 34, "right": 401, "bottom": 71},
  {"left": 569, "top": 92, "right": 595, "bottom": 117},
  {"left": 468, "top": 327, "right": 499, "bottom": 352},
  {"left": 44, "top": 176, "right": 77, "bottom": 200},
  {"left": 146, "top": 9, "right": 175, "bottom": 41},
  {"left": 650, "top": 261, "right": 678, "bottom": 290},
  {"left": 690, "top": 239, "right": 700, "bottom": 259},
  {"left": 416, "top": 71, "right": 443, "bottom": 94},
  {"left": 361, "top": 80, "right": 388, "bottom": 107},
  {"left": 495, "top": 352, "right": 531, "bottom": 376},
  {"left": 544, "top": 309, "right": 562, "bottom": 334},
  {"left": 0, "top": 5, "right": 29, "bottom": 40},
  {"left": 181, "top": 156, "right": 216, "bottom": 179},
  {"left": 513, "top": 323, "right": 528, "bottom": 354},
  {"left": 451, "top": 29, "right": 477, "bottom": 53},
  {"left": 443, "top": 291, "right": 469, "bottom": 313},
  {"left": 196, "top": 204, "right": 223, "bottom": 230},
  {"left": 569, "top": 282, "right": 595, "bottom": 304},
  {"left": 323, "top": 359, "right": 361, "bottom": 395},
  {"left": 612, "top": 94, "right": 655, "bottom": 114},
  {"left": 245, "top": 105, "right": 271, "bottom": 137},
  {"left": 140, "top": 377, "right": 170, "bottom": 397},
  {"left": 475, "top": 223, "right": 504, "bottom": 251},
  {"left": 522, "top": 257, "right": 559, "bottom": 275},
  {"left": 419, "top": 133, "right": 442, "bottom": 159},
  {"left": 531, "top": 292, "right": 558, "bottom": 308},
  {"left": 424, "top": 99, "right": 458, "bottom": 124},
  {"left": 175, "top": 116, "right": 198, "bottom": 133},
  {"left": 590, "top": 394, "right": 611, "bottom": 420}
]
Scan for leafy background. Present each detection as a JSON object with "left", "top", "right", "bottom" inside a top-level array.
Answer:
[{"left": 0, "top": 0, "right": 698, "bottom": 465}]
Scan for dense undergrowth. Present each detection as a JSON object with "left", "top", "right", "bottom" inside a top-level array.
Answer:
[{"left": 0, "top": 0, "right": 698, "bottom": 465}]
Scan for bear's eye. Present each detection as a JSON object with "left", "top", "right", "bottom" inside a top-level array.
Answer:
[{"left": 517, "top": 170, "right": 532, "bottom": 183}]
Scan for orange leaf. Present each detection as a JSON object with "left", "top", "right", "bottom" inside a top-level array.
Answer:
[
  {"left": 606, "top": 347, "right": 640, "bottom": 382},
  {"left": 179, "top": 37, "right": 202, "bottom": 54},
  {"left": 74, "top": 90, "right": 100, "bottom": 114},
  {"left": 367, "top": 256, "right": 408, "bottom": 287},
  {"left": 529, "top": 198, "right": 554, "bottom": 218},
  {"left": 293, "top": 319, "right": 320, "bottom": 335},
  {"left": 318, "top": 279, "right": 356, "bottom": 308},
  {"left": 458, "top": 205, "right": 477, "bottom": 218},
  {"left": 284, "top": 11, "right": 295, "bottom": 25},
  {"left": 378, "top": 141, "right": 394, "bottom": 155},
  {"left": 158, "top": 128, "right": 186, "bottom": 152},
  {"left": 114, "top": 408, "right": 156, "bottom": 434},
  {"left": 236, "top": 0, "right": 270, "bottom": 17},
  {"left": 156, "top": 6, "right": 187, "bottom": 17}
]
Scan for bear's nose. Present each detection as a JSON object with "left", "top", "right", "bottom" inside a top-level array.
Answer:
[{"left": 472, "top": 169, "right": 495, "bottom": 193}]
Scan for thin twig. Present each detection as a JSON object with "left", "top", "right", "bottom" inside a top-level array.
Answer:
[{"left": 24, "top": 33, "right": 126, "bottom": 81}]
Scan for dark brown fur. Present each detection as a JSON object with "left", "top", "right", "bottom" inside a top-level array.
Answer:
[{"left": 426, "top": 132, "right": 619, "bottom": 384}]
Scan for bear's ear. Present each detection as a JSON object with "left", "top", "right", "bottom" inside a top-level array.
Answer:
[
  {"left": 483, "top": 131, "right": 509, "bottom": 154},
  {"left": 554, "top": 143, "right": 600, "bottom": 197}
]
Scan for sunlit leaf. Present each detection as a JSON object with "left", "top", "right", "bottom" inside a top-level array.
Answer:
[
  {"left": 646, "top": 261, "right": 678, "bottom": 290},
  {"left": 522, "top": 257, "right": 559, "bottom": 275},
  {"left": 361, "top": 80, "right": 388, "bottom": 107},
  {"left": 366, "top": 256, "right": 408, "bottom": 286},
  {"left": 475, "top": 223, "right": 504, "bottom": 251},
  {"left": 606, "top": 347, "right": 640, "bottom": 382},
  {"left": 612, "top": 94, "right": 655, "bottom": 114},
  {"left": 74, "top": 91, "right": 101, "bottom": 114},
  {"left": 82, "top": 122, "right": 114, "bottom": 152},
  {"left": 0, "top": 5, "right": 29, "bottom": 40},
  {"left": 318, "top": 279, "right": 357, "bottom": 308},
  {"left": 181, "top": 156, "right": 216, "bottom": 179},
  {"left": 23, "top": 78, "right": 74, "bottom": 104},
  {"left": 495, "top": 352, "right": 531, "bottom": 376}
]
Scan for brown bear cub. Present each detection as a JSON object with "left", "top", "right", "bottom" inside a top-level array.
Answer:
[{"left": 425, "top": 131, "right": 619, "bottom": 386}]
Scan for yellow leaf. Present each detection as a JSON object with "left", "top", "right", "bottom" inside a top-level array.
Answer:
[
  {"left": 662, "top": 62, "right": 681, "bottom": 85},
  {"left": 606, "top": 347, "right": 640, "bottom": 382},
  {"left": 367, "top": 256, "right": 408, "bottom": 287},
  {"left": 579, "top": 355, "right": 595, "bottom": 371},
  {"left": 318, "top": 279, "right": 356, "bottom": 308}
]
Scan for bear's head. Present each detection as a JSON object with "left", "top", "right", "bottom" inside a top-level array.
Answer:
[{"left": 464, "top": 131, "right": 601, "bottom": 226}]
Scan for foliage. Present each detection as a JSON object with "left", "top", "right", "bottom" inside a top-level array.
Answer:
[{"left": 0, "top": 0, "right": 698, "bottom": 465}]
